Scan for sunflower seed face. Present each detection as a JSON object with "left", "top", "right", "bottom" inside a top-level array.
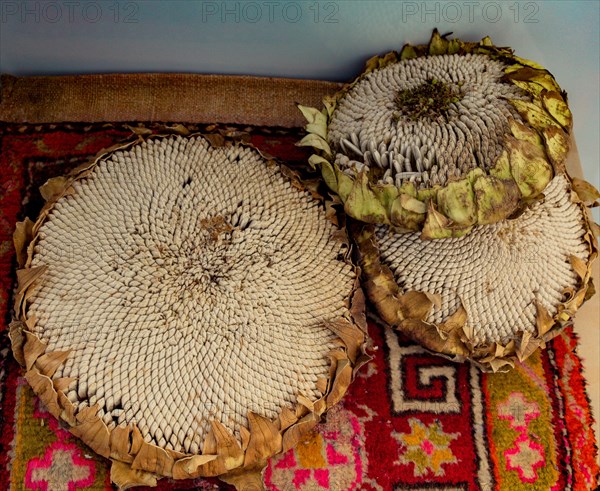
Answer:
[
  {"left": 27, "top": 136, "right": 356, "bottom": 453},
  {"left": 375, "top": 175, "right": 589, "bottom": 345},
  {"left": 329, "top": 54, "right": 526, "bottom": 189}
]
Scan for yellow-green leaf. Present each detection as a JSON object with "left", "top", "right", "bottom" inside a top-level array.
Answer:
[
  {"left": 297, "top": 105, "right": 326, "bottom": 126},
  {"left": 505, "top": 67, "right": 560, "bottom": 93},
  {"left": 429, "top": 29, "right": 448, "bottom": 55},
  {"left": 505, "top": 63, "right": 525, "bottom": 74},
  {"left": 308, "top": 154, "right": 329, "bottom": 170},
  {"left": 306, "top": 121, "right": 327, "bottom": 140},
  {"left": 373, "top": 184, "right": 399, "bottom": 214},
  {"left": 541, "top": 126, "right": 569, "bottom": 172},
  {"left": 512, "top": 55, "right": 545, "bottom": 70},
  {"left": 319, "top": 159, "right": 338, "bottom": 193},
  {"left": 389, "top": 196, "right": 425, "bottom": 231},
  {"left": 335, "top": 168, "right": 355, "bottom": 202},
  {"left": 322, "top": 95, "right": 336, "bottom": 119},
  {"left": 417, "top": 186, "right": 438, "bottom": 205},
  {"left": 400, "top": 194, "right": 427, "bottom": 214},
  {"left": 447, "top": 39, "right": 462, "bottom": 54},
  {"left": 479, "top": 36, "right": 493, "bottom": 47},
  {"left": 509, "top": 119, "right": 543, "bottom": 148},
  {"left": 398, "top": 180, "right": 418, "bottom": 198},
  {"left": 436, "top": 178, "right": 477, "bottom": 226},
  {"left": 473, "top": 175, "right": 521, "bottom": 224},
  {"left": 297, "top": 133, "right": 332, "bottom": 158},
  {"left": 421, "top": 202, "right": 471, "bottom": 239},
  {"left": 509, "top": 79, "right": 545, "bottom": 98},
  {"left": 506, "top": 137, "right": 553, "bottom": 198},
  {"left": 344, "top": 172, "right": 388, "bottom": 224},
  {"left": 509, "top": 99, "right": 561, "bottom": 133},
  {"left": 490, "top": 150, "right": 512, "bottom": 180},
  {"left": 541, "top": 90, "right": 572, "bottom": 131},
  {"left": 400, "top": 44, "right": 417, "bottom": 60}
]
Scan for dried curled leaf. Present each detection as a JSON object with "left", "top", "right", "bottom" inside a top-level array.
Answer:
[
  {"left": 571, "top": 177, "right": 600, "bottom": 205},
  {"left": 13, "top": 218, "right": 34, "bottom": 269},
  {"left": 110, "top": 461, "right": 158, "bottom": 490}
]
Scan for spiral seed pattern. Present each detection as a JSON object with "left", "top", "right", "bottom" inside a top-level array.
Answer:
[
  {"left": 376, "top": 175, "right": 588, "bottom": 344},
  {"left": 329, "top": 54, "right": 528, "bottom": 188},
  {"left": 27, "top": 136, "right": 356, "bottom": 453}
]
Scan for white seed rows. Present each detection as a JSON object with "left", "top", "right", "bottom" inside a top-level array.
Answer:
[
  {"left": 28, "top": 136, "right": 356, "bottom": 453},
  {"left": 329, "top": 54, "right": 527, "bottom": 188},
  {"left": 376, "top": 175, "right": 588, "bottom": 345}
]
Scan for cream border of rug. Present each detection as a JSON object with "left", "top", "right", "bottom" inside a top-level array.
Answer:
[{"left": 0, "top": 72, "right": 597, "bottom": 460}]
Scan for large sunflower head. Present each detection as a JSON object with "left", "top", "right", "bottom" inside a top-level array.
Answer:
[
  {"left": 10, "top": 132, "right": 368, "bottom": 489},
  {"left": 299, "top": 29, "right": 573, "bottom": 239},
  {"left": 353, "top": 173, "right": 598, "bottom": 371}
]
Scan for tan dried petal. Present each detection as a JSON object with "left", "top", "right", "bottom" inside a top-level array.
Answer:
[{"left": 110, "top": 461, "right": 158, "bottom": 490}]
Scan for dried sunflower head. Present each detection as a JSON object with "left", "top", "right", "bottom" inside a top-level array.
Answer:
[
  {"left": 298, "top": 29, "right": 599, "bottom": 370},
  {"left": 353, "top": 172, "right": 598, "bottom": 371},
  {"left": 10, "top": 134, "right": 368, "bottom": 489},
  {"left": 298, "top": 29, "right": 574, "bottom": 238}
]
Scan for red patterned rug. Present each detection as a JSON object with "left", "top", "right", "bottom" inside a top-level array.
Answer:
[{"left": 0, "top": 123, "right": 598, "bottom": 491}]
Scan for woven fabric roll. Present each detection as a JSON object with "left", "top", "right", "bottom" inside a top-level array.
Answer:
[{"left": 10, "top": 133, "right": 368, "bottom": 489}]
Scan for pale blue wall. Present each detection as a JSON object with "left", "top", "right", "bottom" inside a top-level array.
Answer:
[{"left": 1, "top": 0, "right": 598, "bottom": 219}]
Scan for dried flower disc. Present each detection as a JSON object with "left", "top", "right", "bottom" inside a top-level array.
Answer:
[
  {"left": 355, "top": 173, "right": 597, "bottom": 370},
  {"left": 12, "top": 134, "right": 367, "bottom": 486},
  {"left": 299, "top": 30, "right": 575, "bottom": 237},
  {"left": 329, "top": 53, "right": 525, "bottom": 189},
  {"left": 377, "top": 175, "right": 587, "bottom": 344}
]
